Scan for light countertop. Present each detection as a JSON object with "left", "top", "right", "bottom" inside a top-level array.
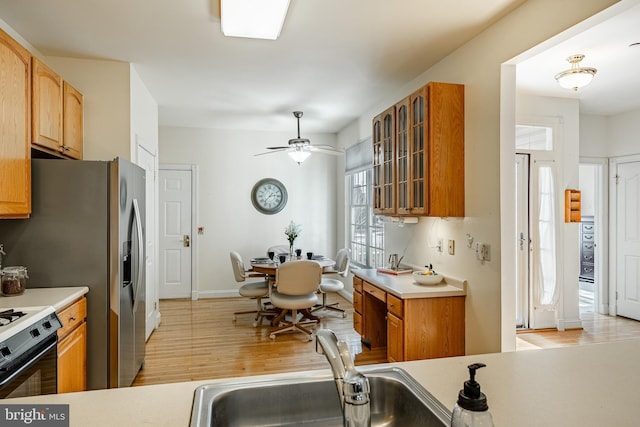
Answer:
[
  {"left": 4, "top": 339, "right": 640, "bottom": 426},
  {"left": 0, "top": 287, "right": 89, "bottom": 311},
  {"left": 353, "top": 268, "right": 466, "bottom": 299}
]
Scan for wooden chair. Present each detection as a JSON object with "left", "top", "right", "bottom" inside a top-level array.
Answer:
[
  {"left": 312, "top": 248, "right": 351, "bottom": 317},
  {"left": 229, "top": 251, "right": 271, "bottom": 327},
  {"left": 269, "top": 260, "right": 321, "bottom": 341}
]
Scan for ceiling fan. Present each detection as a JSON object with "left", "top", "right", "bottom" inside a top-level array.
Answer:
[{"left": 255, "top": 111, "right": 344, "bottom": 164}]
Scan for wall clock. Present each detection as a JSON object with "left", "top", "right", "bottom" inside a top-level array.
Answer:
[{"left": 251, "top": 178, "right": 288, "bottom": 215}]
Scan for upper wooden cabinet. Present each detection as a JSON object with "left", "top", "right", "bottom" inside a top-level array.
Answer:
[
  {"left": 32, "top": 57, "right": 63, "bottom": 153},
  {"left": 372, "top": 106, "right": 396, "bottom": 215},
  {"left": 63, "top": 82, "right": 84, "bottom": 159},
  {"left": 372, "top": 82, "right": 465, "bottom": 217},
  {"left": 0, "top": 28, "right": 32, "bottom": 218},
  {"left": 32, "top": 58, "right": 83, "bottom": 159}
]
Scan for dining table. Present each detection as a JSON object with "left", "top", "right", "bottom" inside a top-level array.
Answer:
[{"left": 249, "top": 255, "right": 336, "bottom": 326}]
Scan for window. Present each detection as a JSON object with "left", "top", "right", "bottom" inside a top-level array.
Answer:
[{"left": 348, "top": 169, "right": 384, "bottom": 268}]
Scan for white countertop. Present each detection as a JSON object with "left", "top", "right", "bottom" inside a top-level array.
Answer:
[
  {"left": 353, "top": 268, "right": 466, "bottom": 299},
  {"left": 0, "top": 287, "right": 89, "bottom": 311},
  {"left": 4, "top": 339, "right": 640, "bottom": 426}
]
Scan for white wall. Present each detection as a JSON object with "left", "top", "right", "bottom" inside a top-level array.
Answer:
[
  {"left": 45, "top": 57, "right": 131, "bottom": 161},
  {"left": 608, "top": 108, "right": 640, "bottom": 157},
  {"left": 336, "top": 0, "right": 620, "bottom": 355},
  {"left": 580, "top": 114, "right": 609, "bottom": 157},
  {"left": 159, "top": 126, "right": 338, "bottom": 297}
]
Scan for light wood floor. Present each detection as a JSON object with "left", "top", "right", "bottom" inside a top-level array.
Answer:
[
  {"left": 132, "top": 294, "right": 385, "bottom": 387},
  {"left": 132, "top": 296, "right": 640, "bottom": 387},
  {"left": 516, "top": 312, "right": 640, "bottom": 350}
]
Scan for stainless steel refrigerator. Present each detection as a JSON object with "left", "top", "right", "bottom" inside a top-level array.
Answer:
[{"left": 0, "top": 158, "right": 145, "bottom": 390}]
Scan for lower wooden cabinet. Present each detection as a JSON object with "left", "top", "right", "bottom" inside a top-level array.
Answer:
[
  {"left": 353, "top": 276, "right": 465, "bottom": 362},
  {"left": 56, "top": 296, "right": 87, "bottom": 393}
]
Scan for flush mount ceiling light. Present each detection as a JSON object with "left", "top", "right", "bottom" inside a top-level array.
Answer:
[
  {"left": 220, "top": 0, "right": 291, "bottom": 40},
  {"left": 554, "top": 54, "right": 597, "bottom": 91}
]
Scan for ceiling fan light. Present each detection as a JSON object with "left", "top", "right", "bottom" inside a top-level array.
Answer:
[
  {"left": 554, "top": 54, "right": 597, "bottom": 91},
  {"left": 288, "top": 148, "right": 311, "bottom": 165},
  {"left": 220, "top": 0, "right": 291, "bottom": 40}
]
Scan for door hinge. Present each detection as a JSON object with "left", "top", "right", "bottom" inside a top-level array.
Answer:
[
  {"left": 615, "top": 174, "right": 620, "bottom": 184},
  {"left": 616, "top": 291, "right": 619, "bottom": 300}
]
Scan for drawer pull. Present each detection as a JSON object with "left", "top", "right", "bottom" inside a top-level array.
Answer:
[{"left": 69, "top": 316, "right": 76, "bottom": 321}]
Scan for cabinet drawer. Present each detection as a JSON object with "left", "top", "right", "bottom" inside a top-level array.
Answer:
[
  {"left": 582, "top": 223, "right": 594, "bottom": 232},
  {"left": 57, "top": 297, "right": 87, "bottom": 340},
  {"left": 364, "top": 282, "right": 386, "bottom": 303},
  {"left": 353, "top": 276, "right": 363, "bottom": 293},
  {"left": 581, "top": 252, "right": 594, "bottom": 263},
  {"left": 353, "top": 290, "right": 363, "bottom": 314},
  {"left": 387, "top": 294, "right": 403, "bottom": 318},
  {"left": 353, "top": 311, "right": 363, "bottom": 335}
]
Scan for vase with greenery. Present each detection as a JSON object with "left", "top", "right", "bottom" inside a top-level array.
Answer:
[{"left": 284, "top": 221, "right": 301, "bottom": 257}]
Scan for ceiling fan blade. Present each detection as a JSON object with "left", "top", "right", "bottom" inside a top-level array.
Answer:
[
  {"left": 254, "top": 149, "right": 288, "bottom": 157},
  {"left": 266, "top": 146, "right": 290, "bottom": 150},
  {"left": 308, "top": 145, "right": 344, "bottom": 155}
]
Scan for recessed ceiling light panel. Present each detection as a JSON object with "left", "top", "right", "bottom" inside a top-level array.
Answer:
[{"left": 220, "top": 0, "right": 291, "bottom": 40}]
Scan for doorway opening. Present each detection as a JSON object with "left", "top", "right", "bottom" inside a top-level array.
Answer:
[
  {"left": 515, "top": 123, "right": 562, "bottom": 330},
  {"left": 578, "top": 160, "right": 608, "bottom": 316}
]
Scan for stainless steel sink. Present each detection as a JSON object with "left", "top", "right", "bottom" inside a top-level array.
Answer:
[{"left": 190, "top": 366, "right": 451, "bottom": 427}]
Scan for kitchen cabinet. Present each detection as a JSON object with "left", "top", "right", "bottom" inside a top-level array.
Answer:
[
  {"left": 0, "top": 28, "right": 32, "bottom": 218},
  {"left": 395, "top": 97, "right": 411, "bottom": 215},
  {"left": 32, "top": 57, "right": 63, "bottom": 153},
  {"left": 62, "top": 82, "right": 84, "bottom": 159},
  {"left": 354, "top": 276, "right": 465, "bottom": 362},
  {"left": 372, "top": 106, "right": 396, "bottom": 215},
  {"left": 371, "top": 81, "right": 465, "bottom": 218},
  {"left": 353, "top": 276, "right": 363, "bottom": 335},
  {"left": 32, "top": 58, "right": 83, "bottom": 159},
  {"left": 580, "top": 217, "right": 595, "bottom": 282},
  {"left": 57, "top": 296, "right": 87, "bottom": 393}
]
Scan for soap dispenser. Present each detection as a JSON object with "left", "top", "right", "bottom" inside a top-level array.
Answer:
[{"left": 451, "top": 363, "right": 494, "bottom": 427}]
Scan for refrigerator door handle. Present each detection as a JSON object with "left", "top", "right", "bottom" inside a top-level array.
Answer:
[{"left": 132, "top": 198, "right": 144, "bottom": 314}]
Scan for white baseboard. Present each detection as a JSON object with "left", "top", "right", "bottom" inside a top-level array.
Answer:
[{"left": 562, "top": 318, "right": 583, "bottom": 330}]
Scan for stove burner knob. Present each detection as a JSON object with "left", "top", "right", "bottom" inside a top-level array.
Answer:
[
  {"left": 30, "top": 329, "right": 41, "bottom": 338},
  {"left": 43, "top": 321, "right": 52, "bottom": 329},
  {"left": 0, "top": 347, "right": 10, "bottom": 357}
]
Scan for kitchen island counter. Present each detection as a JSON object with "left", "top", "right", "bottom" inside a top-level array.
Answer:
[{"left": 4, "top": 338, "right": 640, "bottom": 426}]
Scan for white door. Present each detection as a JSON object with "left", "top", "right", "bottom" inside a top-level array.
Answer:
[
  {"left": 615, "top": 160, "right": 640, "bottom": 320},
  {"left": 159, "top": 169, "right": 192, "bottom": 299},
  {"left": 136, "top": 143, "right": 158, "bottom": 340},
  {"left": 515, "top": 154, "right": 530, "bottom": 329}
]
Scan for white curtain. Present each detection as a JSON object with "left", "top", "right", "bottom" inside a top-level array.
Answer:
[{"left": 536, "top": 165, "right": 559, "bottom": 307}]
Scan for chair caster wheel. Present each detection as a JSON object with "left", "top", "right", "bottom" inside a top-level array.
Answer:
[
  {"left": 232, "top": 316, "right": 237, "bottom": 321},
  {"left": 269, "top": 334, "right": 276, "bottom": 340},
  {"left": 253, "top": 321, "right": 259, "bottom": 327},
  {"left": 342, "top": 312, "right": 347, "bottom": 318}
]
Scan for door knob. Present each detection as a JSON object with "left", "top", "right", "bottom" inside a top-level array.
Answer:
[{"left": 183, "top": 235, "right": 190, "bottom": 247}]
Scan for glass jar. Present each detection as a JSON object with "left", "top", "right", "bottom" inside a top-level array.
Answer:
[{"left": 1, "top": 266, "right": 28, "bottom": 296}]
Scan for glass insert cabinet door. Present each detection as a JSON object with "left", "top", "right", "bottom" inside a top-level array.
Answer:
[
  {"left": 410, "top": 89, "right": 427, "bottom": 214},
  {"left": 372, "top": 106, "right": 396, "bottom": 215},
  {"left": 396, "top": 98, "right": 410, "bottom": 215}
]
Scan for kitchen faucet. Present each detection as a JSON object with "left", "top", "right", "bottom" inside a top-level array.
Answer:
[{"left": 316, "top": 329, "right": 371, "bottom": 427}]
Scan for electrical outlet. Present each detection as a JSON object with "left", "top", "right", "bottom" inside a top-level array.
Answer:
[
  {"left": 475, "top": 242, "right": 491, "bottom": 261},
  {"left": 448, "top": 239, "right": 455, "bottom": 255}
]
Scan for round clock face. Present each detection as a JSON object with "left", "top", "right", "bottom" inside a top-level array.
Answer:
[{"left": 251, "top": 178, "right": 288, "bottom": 215}]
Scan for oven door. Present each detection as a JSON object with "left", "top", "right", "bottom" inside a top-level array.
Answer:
[{"left": 0, "top": 335, "right": 57, "bottom": 399}]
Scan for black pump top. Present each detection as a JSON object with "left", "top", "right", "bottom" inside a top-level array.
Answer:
[{"left": 457, "top": 363, "right": 489, "bottom": 411}]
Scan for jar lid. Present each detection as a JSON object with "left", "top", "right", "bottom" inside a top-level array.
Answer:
[{"left": 2, "top": 266, "right": 27, "bottom": 273}]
